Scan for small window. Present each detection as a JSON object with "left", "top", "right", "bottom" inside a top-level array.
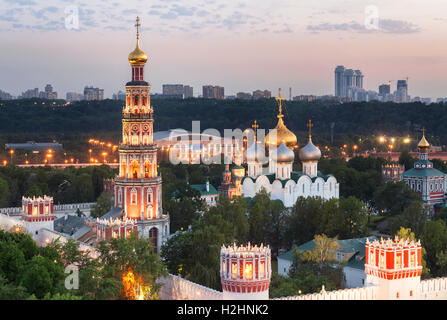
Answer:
[
  {"left": 410, "top": 290, "right": 413, "bottom": 297},
  {"left": 147, "top": 192, "right": 152, "bottom": 203},
  {"left": 396, "top": 292, "right": 400, "bottom": 299}
]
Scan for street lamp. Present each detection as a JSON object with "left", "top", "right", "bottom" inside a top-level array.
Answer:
[{"left": 9, "top": 149, "right": 14, "bottom": 164}]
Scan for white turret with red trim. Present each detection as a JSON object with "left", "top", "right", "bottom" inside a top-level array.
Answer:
[
  {"left": 365, "top": 236, "right": 423, "bottom": 300},
  {"left": 21, "top": 195, "right": 54, "bottom": 236},
  {"left": 220, "top": 243, "right": 271, "bottom": 300}
]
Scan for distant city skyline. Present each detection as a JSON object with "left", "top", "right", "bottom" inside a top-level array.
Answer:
[{"left": 0, "top": 0, "right": 446, "bottom": 99}]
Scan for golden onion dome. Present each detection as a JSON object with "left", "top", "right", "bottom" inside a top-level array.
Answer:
[
  {"left": 265, "top": 117, "right": 298, "bottom": 149},
  {"left": 418, "top": 134, "right": 430, "bottom": 149},
  {"left": 128, "top": 39, "right": 148, "bottom": 65}
]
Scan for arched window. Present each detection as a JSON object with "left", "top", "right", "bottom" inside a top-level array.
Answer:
[
  {"left": 149, "top": 227, "right": 158, "bottom": 253},
  {"left": 131, "top": 161, "right": 139, "bottom": 179},
  {"left": 144, "top": 161, "right": 151, "bottom": 178},
  {"left": 130, "top": 188, "right": 137, "bottom": 205}
]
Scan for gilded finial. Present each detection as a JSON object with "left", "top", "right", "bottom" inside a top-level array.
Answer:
[
  {"left": 307, "top": 119, "right": 314, "bottom": 141},
  {"left": 135, "top": 16, "right": 141, "bottom": 40},
  {"left": 275, "top": 89, "right": 285, "bottom": 119},
  {"left": 252, "top": 120, "right": 259, "bottom": 141}
]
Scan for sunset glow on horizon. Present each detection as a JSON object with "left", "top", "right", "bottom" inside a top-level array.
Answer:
[{"left": 1, "top": 0, "right": 446, "bottom": 99}]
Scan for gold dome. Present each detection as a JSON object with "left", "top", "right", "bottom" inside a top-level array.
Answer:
[
  {"left": 265, "top": 117, "right": 298, "bottom": 149},
  {"left": 128, "top": 17, "right": 148, "bottom": 65},
  {"left": 128, "top": 39, "right": 148, "bottom": 65},
  {"left": 418, "top": 133, "right": 430, "bottom": 148}
]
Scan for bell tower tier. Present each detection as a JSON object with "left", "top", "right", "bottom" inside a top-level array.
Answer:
[{"left": 113, "top": 17, "right": 169, "bottom": 253}]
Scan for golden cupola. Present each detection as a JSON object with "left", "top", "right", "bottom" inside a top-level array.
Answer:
[
  {"left": 128, "top": 17, "right": 148, "bottom": 65},
  {"left": 418, "top": 127, "right": 430, "bottom": 149},
  {"left": 265, "top": 90, "right": 297, "bottom": 149}
]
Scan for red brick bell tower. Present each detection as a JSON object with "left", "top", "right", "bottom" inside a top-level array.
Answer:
[{"left": 113, "top": 17, "right": 169, "bottom": 252}]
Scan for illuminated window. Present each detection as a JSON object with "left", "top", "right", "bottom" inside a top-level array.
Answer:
[
  {"left": 379, "top": 254, "right": 385, "bottom": 268},
  {"left": 131, "top": 188, "right": 137, "bottom": 205},
  {"left": 222, "top": 261, "right": 226, "bottom": 273},
  {"left": 396, "top": 255, "right": 401, "bottom": 269},
  {"left": 231, "top": 262, "right": 238, "bottom": 280},
  {"left": 245, "top": 262, "right": 253, "bottom": 280},
  {"left": 259, "top": 261, "right": 265, "bottom": 278},
  {"left": 45, "top": 206, "right": 49, "bottom": 215},
  {"left": 410, "top": 253, "right": 415, "bottom": 266}
]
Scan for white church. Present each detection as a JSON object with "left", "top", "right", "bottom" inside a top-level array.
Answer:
[{"left": 241, "top": 116, "right": 339, "bottom": 207}]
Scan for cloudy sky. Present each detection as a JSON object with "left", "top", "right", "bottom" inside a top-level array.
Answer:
[{"left": 0, "top": 0, "right": 446, "bottom": 99}]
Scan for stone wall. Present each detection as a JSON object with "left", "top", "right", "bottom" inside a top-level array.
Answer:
[
  {"left": 420, "top": 278, "right": 447, "bottom": 300},
  {"left": 0, "top": 202, "right": 95, "bottom": 217},
  {"left": 0, "top": 214, "right": 24, "bottom": 231},
  {"left": 159, "top": 274, "right": 223, "bottom": 300},
  {"left": 275, "top": 286, "right": 378, "bottom": 300}
]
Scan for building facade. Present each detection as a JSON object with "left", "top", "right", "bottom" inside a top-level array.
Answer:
[
  {"left": 401, "top": 129, "right": 447, "bottom": 208},
  {"left": 241, "top": 95, "right": 339, "bottom": 207},
  {"left": 84, "top": 86, "right": 104, "bottom": 101},
  {"left": 112, "top": 17, "right": 169, "bottom": 252}
]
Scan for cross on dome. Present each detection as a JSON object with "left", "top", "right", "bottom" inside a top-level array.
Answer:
[
  {"left": 275, "top": 89, "right": 285, "bottom": 119},
  {"left": 307, "top": 119, "right": 314, "bottom": 140}
]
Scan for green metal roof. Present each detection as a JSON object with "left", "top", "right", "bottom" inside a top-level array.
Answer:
[
  {"left": 190, "top": 183, "right": 219, "bottom": 196},
  {"left": 402, "top": 167, "right": 447, "bottom": 177},
  {"left": 278, "top": 236, "right": 377, "bottom": 271}
]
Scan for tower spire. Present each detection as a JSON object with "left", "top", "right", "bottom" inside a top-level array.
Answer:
[
  {"left": 135, "top": 16, "right": 141, "bottom": 40},
  {"left": 275, "top": 89, "right": 285, "bottom": 119},
  {"left": 307, "top": 119, "right": 314, "bottom": 141},
  {"left": 252, "top": 120, "right": 259, "bottom": 141}
]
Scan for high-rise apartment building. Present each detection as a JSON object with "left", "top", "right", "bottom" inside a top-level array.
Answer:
[
  {"left": 334, "top": 66, "right": 364, "bottom": 99},
  {"left": 162, "top": 84, "right": 184, "bottom": 98},
  {"left": 84, "top": 86, "right": 104, "bottom": 101},
  {"left": 379, "top": 84, "right": 391, "bottom": 95},
  {"left": 183, "top": 85, "right": 193, "bottom": 98},
  {"left": 252, "top": 90, "right": 272, "bottom": 99},
  {"left": 112, "top": 91, "right": 126, "bottom": 101},
  {"left": 395, "top": 80, "right": 409, "bottom": 103},
  {"left": 0, "top": 90, "right": 12, "bottom": 100},
  {"left": 66, "top": 92, "right": 83, "bottom": 102},
  {"left": 236, "top": 92, "right": 252, "bottom": 100},
  {"left": 202, "top": 85, "right": 224, "bottom": 99}
]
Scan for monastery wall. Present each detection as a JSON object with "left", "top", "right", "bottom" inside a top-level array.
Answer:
[
  {"left": 159, "top": 274, "right": 223, "bottom": 300},
  {"left": 420, "top": 278, "right": 447, "bottom": 300},
  {"left": 0, "top": 202, "right": 95, "bottom": 217},
  {"left": 0, "top": 214, "right": 24, "bottom": 231},
  {"left": 275, "top": 285, "right": 378, "bottom": 300}
]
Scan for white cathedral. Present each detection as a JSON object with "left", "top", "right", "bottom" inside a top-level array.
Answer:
[{"left": 241, "top": 94, "right": 339, "bottom": 208}]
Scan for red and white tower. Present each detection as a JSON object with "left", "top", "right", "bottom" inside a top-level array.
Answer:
[
  {"left": 21, "top": 195, "right": 54, "bottom": 236},
  {"left": 365, "top": 237, "right": 423, "bottom": 300},
  {"left": 113, "top": 17, "right": 169, "bottom": 252},
  {"left": 220, "top": 243, "right": 271, "bottom": 300}
]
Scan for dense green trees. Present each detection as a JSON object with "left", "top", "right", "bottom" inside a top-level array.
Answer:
[
  {"left": 0, "top": 165, "right": 116, "bottom": 207},
  {"left": 285, "top": 196, "right": 369, "bottom": 247},
  {"left": 2, "top": 99, "right": 447, "bottom": 144},
  {"left": 270, "top": 235, "right": 344, "bottom": 298},
  {"left": 373, "top": 181, "right": 421, "bottom": 216},
  {"left": 0, "top": 230, "right": 67, "bottom": 299},
  {"left": 90, "top": 192, "right": 114, "bottom": 218}
]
